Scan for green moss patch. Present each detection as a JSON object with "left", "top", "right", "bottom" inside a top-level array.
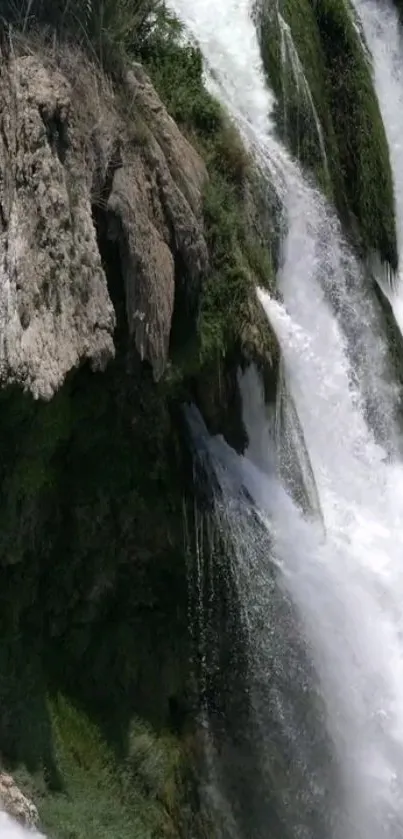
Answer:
[
  {"left": 314, "top": 0, "right": 397, "bottom": 270},
  {"left": 9, "top": 696, "right": 189, "bottom": 839},
  {"left": 259, "top": 0, "right": 397, "bottom": 272},
  {"left": 142, "top": 25, "right": 279, "bottom": 380}
]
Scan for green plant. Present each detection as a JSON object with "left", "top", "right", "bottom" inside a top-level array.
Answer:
[
  {"left": 35, "top": 697, "right": 182, "bottom": 839},
  {"left": 4, "top": 0, "right": 169, "bottom": 75}
]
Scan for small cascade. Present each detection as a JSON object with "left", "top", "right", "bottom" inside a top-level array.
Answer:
[
  {"left": 185, "top": 405, "right": 337, "bottom": 839},
  {"left": 0, "top": 813, "right": 45, "bottom": 839},
  {"left": 170, "top": 0, "right": 403, "bottom": 835},
  {"left": 239, "top": 364, "right": 322, "bottom": 519}
]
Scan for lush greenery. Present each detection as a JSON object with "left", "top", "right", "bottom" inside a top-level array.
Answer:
[
  {"left": 258, "top": 0, "right": 398, "bottom": 273},
  {"left": 10, "top": 696, "right": 195, "bottom": 839},
  {"left": 2, "top": 0, "right": 399, "bottom": 834},
  {"left": 140, "top": 21, "right": 279, "bottom": 374}
]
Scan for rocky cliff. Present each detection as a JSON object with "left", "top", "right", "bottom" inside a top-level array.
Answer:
[
  {"left": 0, "top": 47, "right": 211, "bottom": 395},
  {"left": 0, "top": 20, "right": 278, "bottom": 839},
  {"left": 0, "top": 0, "right": 402, "bottom": 835}
]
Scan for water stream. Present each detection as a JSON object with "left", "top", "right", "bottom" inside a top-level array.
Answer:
[
  {"left": 171, "top": 0, "right": 403, "bottom": 835},
  {"left": 0, "top": 812, "right": 45, "bottom": 839}
]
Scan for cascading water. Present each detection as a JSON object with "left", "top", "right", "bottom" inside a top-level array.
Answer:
[
  {"left": 0, "top": 812, "right": 45, "bottom": 839},
  {"left": 171, "top": 0, "right": 403, "bottom": 836}
]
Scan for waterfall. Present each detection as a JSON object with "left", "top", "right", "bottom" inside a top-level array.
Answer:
[
  {"left": 173, "top": 0, "right": 403, "bottom": 836},
  {"left": 0, "top": 812, "right": 45, "bottom": 838}
]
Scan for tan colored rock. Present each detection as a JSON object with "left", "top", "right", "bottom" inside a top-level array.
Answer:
[
  {"left": 0, "top": 47, "right": 209, "bottom": 394},
  {"left": 106, "top": 67, "right": 209, "bottom": 380},
  {"left": 0, "top": 772, "right": 39, "bottom": 828},
  {"left": 107, "top": 133, "right": 209, "bottom": 379},
  {"left": 0, "top": 54, "right": 116, "bottom": 398},
  {"left": 125, "top": 64, "right": 207, "bottom": 216}
]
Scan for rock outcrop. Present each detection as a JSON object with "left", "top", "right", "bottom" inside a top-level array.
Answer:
[
  {"left": 0, "top": 45, "right": 208, "bottom": 397},
  {"left": 0, "top": 772, "right": 39, "bottom": 828},
  {"left": 107, "top": 65, "right": 209, "bottom": 380},
  {"left": 0, "top": 54, "right": 116, "bottom": 399}
]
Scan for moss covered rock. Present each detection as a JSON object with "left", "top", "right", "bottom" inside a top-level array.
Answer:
[
  {"left": 6, "top": 695, "right": 197, "bottom": 839},
  {"left": 258, "top": 0, "right": 398, "bottom": 272},
  {"left": 0, "top": 8, "right": 279, "bottom": 837}
]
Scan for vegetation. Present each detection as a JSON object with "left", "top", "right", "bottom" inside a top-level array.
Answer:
[
  {"left": 2, "top": 0, "right": 398, "bottom": 834},
  {"left": 1, "top": 0, "right": 165, "bottom": 75},
  {"left": 139, "top": 20, "right": 279, "bottom": 374},
  {"left": 0, "top": 3, "right": 280, "bottom": 838},
  {"left": 10, "top": 696, "right": 191, "bottom": 839},
  {"left": 258, "top": 0, "right": 398, "bottom": 273}
]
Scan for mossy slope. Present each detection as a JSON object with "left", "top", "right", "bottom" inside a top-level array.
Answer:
[
  {"left": 10, "top": 695, "right": 193, "bottom": 839},
  {"left": 259, "top": 0, "right": 397, "bottom": 272}
]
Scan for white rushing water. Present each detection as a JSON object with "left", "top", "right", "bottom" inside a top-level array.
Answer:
[
  {"left": 170, "top": 0, "right": 403, "bottom": 836},
  {"left": 0, "top": 812, "right": 45, "bottom": 839}
]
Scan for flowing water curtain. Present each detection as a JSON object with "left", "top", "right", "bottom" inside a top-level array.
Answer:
[{"left": 183, "top": 404, "right": 341, "bottom": 838}]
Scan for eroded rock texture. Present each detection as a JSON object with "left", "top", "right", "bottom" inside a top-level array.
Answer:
[
  {"left": 0, "top": 772, "right": 39, "bottom": 827},
  {"left": 0, "top": 54, "right": 115, "bottom": 398},
  {"left": 0, "top": 48, "right": 208, "bottom": 396}
]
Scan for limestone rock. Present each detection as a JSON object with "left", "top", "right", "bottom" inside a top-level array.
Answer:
[
  {"left": 0, "top": 773, "right": 39, "bottom": 828},
  {"left": 107, "top": 133, "right": 209, "bottom": 379},
  {"left": 107, "top": 67, "right": 209, "bottom": 379},
  {"left": 125, "top": 64, "right": 207, "bottom": 216},
  {"left": 0, "top": 47, "right": 209, "bottom": 394},
  {"left": 0, "top": 55, "right": 116, "bottom": 398}
]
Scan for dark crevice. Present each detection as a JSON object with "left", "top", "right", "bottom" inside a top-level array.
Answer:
[
  {"left": 91, "top": 146, "right": 128, "bottom": 350},
  {"left": 169, "top": 249, "right": 200, "bottom": 358},
  {"left": 92, "top": 204, "right": 128, "bottom": 352},
  {"left": 40, "top": 106, "right": 69, "bottom": 165}
]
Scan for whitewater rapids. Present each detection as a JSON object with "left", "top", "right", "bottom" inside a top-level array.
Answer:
[{"left": 169, "top": 0, "right": 403, "bottom": 836}]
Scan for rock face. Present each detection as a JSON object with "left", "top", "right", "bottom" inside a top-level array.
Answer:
[
  {"left": 0, "top": 46, "right": 208, "bottom": 396},
  {"left": 0, "top": 772, "right": 39, "bottom": 828},
  {"left": 108, "top": 65, "right": 209, "bottom": 379},
  {"left": 0, "top": 54, "right": 116, "bottom": 399}
]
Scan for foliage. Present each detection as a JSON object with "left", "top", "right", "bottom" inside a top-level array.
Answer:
[
  {"left": 2, "top": 0, "right": 175, "bottom": 76},
  {"left": 142, "top": 22, "right": 278, "bottom": 375},
  {"left": 312, "top": 0, "right": 397, "bottom": 270},
  {"left": 9, "top": 695, "right": 188, "bottom": 839},
  {"left": 258, "top": 0, "right": 398, "bottom": 273}
]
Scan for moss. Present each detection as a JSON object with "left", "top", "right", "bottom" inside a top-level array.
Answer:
[
  {"left": 10, "top": 695, "right": 191, "bottom": 839},
  {"left": 313, "top": 0, "right": 397, "bottom": 270},
  {"left": 259, "top": 0, "right": 398, "bottom": 271},
  {"left": 259, "top": 0, "right": 334, "bottom": 197},
  {"left": 142, "top": 24, "right": 279, "bottom": 382}
]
